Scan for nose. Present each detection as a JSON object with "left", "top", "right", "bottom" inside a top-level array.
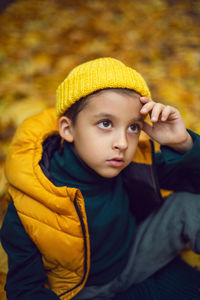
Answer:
[{"left": 112, "top": 130, "right": 128, "bottom": 151}]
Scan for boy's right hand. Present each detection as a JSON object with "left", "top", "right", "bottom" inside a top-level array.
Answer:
[{"left": 139, "top": 97, "right": 193, "bottom": 153}]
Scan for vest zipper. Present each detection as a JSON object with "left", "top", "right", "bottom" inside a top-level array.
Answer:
[{"left": 58, "top": 197, "right": 88, "bottom": 298}]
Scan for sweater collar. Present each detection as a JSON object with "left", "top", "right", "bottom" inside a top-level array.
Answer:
[{"left": 50, "top": 140, "right": 115, "bottom": 194}]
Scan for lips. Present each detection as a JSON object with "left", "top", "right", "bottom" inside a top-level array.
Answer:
[{"left": 107, "top": 158, "right": 124, "bottom": 167}]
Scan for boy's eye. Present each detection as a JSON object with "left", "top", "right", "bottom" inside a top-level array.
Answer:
[
  {"left": 128, "top": 123, "right": 141, "bottom": 133},
  {"left": 98, "top": 120, "right": 112, "bottom": 129}
]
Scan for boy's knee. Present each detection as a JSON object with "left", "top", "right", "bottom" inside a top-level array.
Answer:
[
  {"left": 167, "top": 192, "right": 200, "bottom": 253},
  {"left": 168, "top": 192, "right": 200, "bottom": 210},
  {"left": 163, "top": 192, "right": 200, "bottom": 225}
]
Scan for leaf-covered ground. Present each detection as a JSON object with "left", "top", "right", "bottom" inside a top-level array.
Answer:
[{"left": 0, "top": 0, "right": 200, "bottom": 298}]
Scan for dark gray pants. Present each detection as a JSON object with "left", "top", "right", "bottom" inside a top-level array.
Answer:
[{"left": 74, "top": 192, "right": 200, "bottom": 299}]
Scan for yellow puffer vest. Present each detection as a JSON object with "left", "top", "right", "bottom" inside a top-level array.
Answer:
[{"left": 5, "top": 108, "right": 171, "bottom": 299}]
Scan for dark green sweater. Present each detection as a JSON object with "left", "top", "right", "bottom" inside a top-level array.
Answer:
[{"left": 49, "top": 141, "right": 135, "bottom": 285}]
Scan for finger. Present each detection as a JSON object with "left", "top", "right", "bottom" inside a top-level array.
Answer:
[
  {"left": 140, "top": 97, "right": 152, "bottom": 104},
  {"left": 161, "top": 105, "right": 180, "bottom": 121},
  {"left": 140, "top": 101, "right": 155, "bottom": 115},
  {"left": 150, "top": 103, "right": 165, "bottom": 122},
  {"left": 160, "top": 105, "right": 172, "bottom": 121}
]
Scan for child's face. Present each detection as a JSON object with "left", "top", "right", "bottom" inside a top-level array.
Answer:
[{"left": 60, "top": 90, "right": 144, "bottom": 178}]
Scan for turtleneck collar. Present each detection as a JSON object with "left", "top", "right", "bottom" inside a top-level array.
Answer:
[{"left": 49, "top": 140, "right": 115, "bottom": 195}]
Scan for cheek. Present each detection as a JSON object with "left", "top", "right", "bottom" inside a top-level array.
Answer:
[
  {"left": 80, "top": 129, "right": 110, "bottom": 148},
  {"left": 74, "top": 136, "right": 102, "bottom": 158}
]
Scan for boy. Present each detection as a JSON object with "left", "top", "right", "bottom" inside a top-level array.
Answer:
[{"left": 1, "top": 57, "right": 200, "bottom": 300}]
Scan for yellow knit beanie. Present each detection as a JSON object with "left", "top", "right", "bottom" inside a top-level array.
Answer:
[{"left": 56, "top": 57, "right": 151, "bottom": 117}]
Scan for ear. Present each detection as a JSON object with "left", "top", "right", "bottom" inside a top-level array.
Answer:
[{"left": 58, "top": 116, "right": 74, "bottom": 143}]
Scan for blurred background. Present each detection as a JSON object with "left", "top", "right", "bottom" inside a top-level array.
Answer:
[{"left": 0, "top": 0, "right": 200, "bottom": 298}]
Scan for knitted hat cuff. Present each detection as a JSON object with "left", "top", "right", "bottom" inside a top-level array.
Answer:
[{"left": 56, "top": 58, "right": 151, "bottom": 118}]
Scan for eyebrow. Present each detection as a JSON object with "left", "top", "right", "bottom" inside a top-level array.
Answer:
[{"left": 93, "top": 113, "right": 144, "bottom": 123}]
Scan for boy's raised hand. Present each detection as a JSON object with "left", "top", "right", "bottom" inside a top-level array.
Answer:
[{"left": 140, "top": 97, "right": 193, "bottom": 153}]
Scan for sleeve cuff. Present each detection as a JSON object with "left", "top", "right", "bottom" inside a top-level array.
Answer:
[{"left": 160, "top": 129, "right": 199, "bottom": 164}]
